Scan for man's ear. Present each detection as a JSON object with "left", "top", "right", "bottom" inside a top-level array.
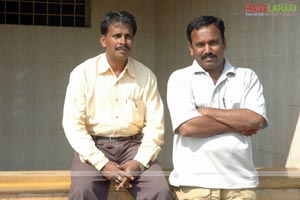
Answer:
[
  {"left": 100, "top": 34, "right": 106, "bottom": 48},
  {"left": 223, "top": 37, "right": 227, "bottom": 50},
  {"left": 188, "top": 42, "right": 194, "bottom": 56}
]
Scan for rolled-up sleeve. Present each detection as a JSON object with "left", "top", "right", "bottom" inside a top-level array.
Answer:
[
  {"left": 243, "top": 70, "right": 269, "bottom": 127},
  {"left": 167, "top": 70, "right": 201, "bottom": 132}
]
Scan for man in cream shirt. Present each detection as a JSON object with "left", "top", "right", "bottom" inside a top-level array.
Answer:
[{"left": 63, "top": 11, "right": 172, "bottom": 200}]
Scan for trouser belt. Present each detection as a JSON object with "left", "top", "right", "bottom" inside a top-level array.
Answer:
[{"left": 91, "top": 134, "right": 142, "bottom": 142}]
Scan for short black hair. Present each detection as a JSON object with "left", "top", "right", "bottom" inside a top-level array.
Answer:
[
  {"left": 100, "top": 11, "right": 137, "bottom": 36},
  {"left": 186, "top": 16, "right": 225, "bottom": 43}
]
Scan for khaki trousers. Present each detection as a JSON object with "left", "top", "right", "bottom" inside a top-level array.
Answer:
[{"left": 174, "top": 186, "right": 256, "bottom": 200}]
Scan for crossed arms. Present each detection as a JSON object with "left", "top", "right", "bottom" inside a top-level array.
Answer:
[{"left": 177, "top": 107, "right": 266, "bottom": 137}]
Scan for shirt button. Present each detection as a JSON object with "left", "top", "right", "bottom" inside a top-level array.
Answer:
[
  {"left": 116, "top": 116, "right": 118, "bottom": 119},
  {"left": 116, "top": 98, "right": 118, "bottom": 102}
]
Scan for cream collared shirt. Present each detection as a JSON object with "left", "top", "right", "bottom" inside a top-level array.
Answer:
[{"left": 62, "top": 53, "right": 164, "bottom": 170}]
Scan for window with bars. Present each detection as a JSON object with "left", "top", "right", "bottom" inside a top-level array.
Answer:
[{"left": 0, "top": 0, "right": 90, "bottom": 27}]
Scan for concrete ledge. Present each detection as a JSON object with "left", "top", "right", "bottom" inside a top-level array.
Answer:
[
  {"left": 0, "top": 170, "right": 70, "bottom": 194},
  {"left": 0, "top": 170, "right": 133, "bottom": 200},
  {"left": 0, "top": 168, "right": 300, "bottom": 196},
  {"left": 257, "top": 168, "right": 300, "bottom": 189}
]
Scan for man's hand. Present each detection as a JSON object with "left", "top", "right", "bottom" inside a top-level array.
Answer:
[
  {"left": 119, "top": 160, "right": 143, "bottom": 177},
  {"left": 101, "top": 161, "right": 134, "bottom": 190},
  {"left": 116, "top": 160, "right": 142, "bottom": 190}
]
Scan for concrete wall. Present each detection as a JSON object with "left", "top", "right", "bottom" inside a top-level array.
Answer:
[
  {"left": 1, "top": 0, "right": 300, "bottom": 170},
  {"left": 155, "top": 0, "right": 300, "bottom": 169},
  {"left": 0, "top": 0, "right": 155, "bottom": 170}
]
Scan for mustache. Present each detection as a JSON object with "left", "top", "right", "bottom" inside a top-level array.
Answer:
[
  {"left": 115, "top": 45, "right": 130, "bottom": 51},
  {"left": 201, "top": 52, "right": 217, "bottom": 60}
]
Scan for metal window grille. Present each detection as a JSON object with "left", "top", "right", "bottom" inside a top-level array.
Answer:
[{"left": 0, "top": 0, "right": 90, "bottom": 27}]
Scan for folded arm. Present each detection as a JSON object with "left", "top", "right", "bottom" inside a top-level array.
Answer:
[
  {"left": 177, "top": 107, "right": 266, "bottom": 137},
  {"left": 199, "top": 107, "right": 266, "bottom": 131},
  {"left": 177, "top": 115, "right": 238, "bottom": 137}
]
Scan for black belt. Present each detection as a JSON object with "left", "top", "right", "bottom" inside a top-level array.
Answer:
[{"left": 91, "top": 134, "right": 142, "bottom": 142}]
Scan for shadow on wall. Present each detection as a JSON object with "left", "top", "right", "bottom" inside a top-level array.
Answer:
[{"left": 286, "top": 114, "right": 300, "bottom": 168}]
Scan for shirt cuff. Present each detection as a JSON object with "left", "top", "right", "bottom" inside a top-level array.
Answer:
[
  {"left": 133, "top": 146, "right": 160, "bottom": 168},
  {"left": 82, "top": 152, "right": 110, "bottom": 171},
  {"left": 172, "top": 111, "right": 201, "bottom": 132}
]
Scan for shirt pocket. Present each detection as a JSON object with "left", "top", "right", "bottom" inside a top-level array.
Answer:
[
  {"left": 122, "top": 97, "right": 145, "bottom": 126},
  {"left": 223, "top": 98, "right": 241, "bottom": 109},
  {"left": 223, "top": 86, "right": 243, "bottom": 109}
]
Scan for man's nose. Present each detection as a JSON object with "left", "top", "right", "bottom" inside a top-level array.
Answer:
[
  {"left": 119, "top": 36, "right": 126, "bottom": 44},
  {"left": 203, "top": 44, "right": 211, "bottom": 53}
]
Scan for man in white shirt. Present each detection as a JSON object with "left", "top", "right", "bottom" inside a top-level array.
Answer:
[
  {"left": 63, "top": 11, "right": 173, "bottom": 200},
  {"left": 167, "top": 15, "right": 268, "bottom": 200}
]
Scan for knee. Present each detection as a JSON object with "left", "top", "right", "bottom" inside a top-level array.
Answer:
[
  {"left": 69, "top": 181, "right": 109, "bottom": 200},
  {"left": 154, "top": 186, "right": 175, "bottom": 200}
]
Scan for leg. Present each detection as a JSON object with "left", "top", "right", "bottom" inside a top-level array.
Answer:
[
  {"left": 69, "top": 137, "right": 137, "bottom": 200},
  {"left": 222, "top": 189, "right": 256, "bottom": 200},
  {"left": 173, "top": 187, "right": 220, "bottom": 200},
  {"left": 128, "top": 161, "right": 174, "bottom": 200},
  {"left": 69, "top": 153, "right": 110, "bottom": 200}
]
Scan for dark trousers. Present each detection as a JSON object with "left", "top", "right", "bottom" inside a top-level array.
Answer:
[{"left": 69, "top": 138, "right": 174, "bottom": 200}]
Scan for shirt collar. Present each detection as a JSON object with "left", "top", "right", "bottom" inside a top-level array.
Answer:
[
  {"left": 191, "top": 58, "right": 236, "bottom": 78},
  {"left": 221, "top": 58, "right": 236, "bottom": 78},
  {"left": 125, "top": 58, "right": 136, "bottom": 78},
  {"left": 96, "top": 53, "right": 136, "bottom": 78}
]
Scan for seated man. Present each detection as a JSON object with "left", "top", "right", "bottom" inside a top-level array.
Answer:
[{"left": 63, "top": 11, "right": 173, "bottom": 200}]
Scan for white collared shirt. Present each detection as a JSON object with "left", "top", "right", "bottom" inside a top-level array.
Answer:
[{"left": 167, "top": 59, "right": 268, "bottom": 188}]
